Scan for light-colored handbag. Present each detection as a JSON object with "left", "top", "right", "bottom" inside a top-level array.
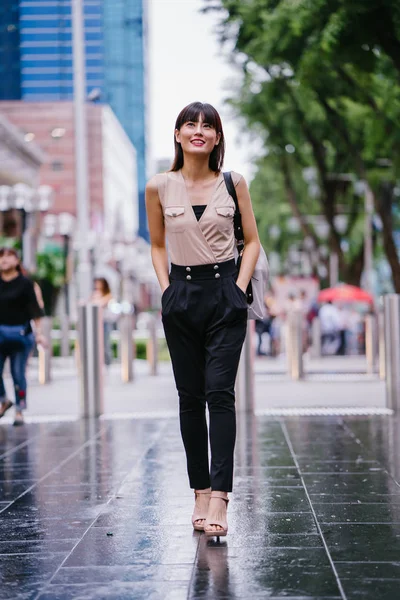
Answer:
[{"left": 224, "top": 172, "right": 269, "bottom": 320}]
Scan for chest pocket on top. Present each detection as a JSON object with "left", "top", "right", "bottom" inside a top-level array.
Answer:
[
  {"left": 164, "top": 206, "right": 185, "bottom": 232},
  {"left": 215, "top": 206, "right": 234, "bottom": 232}
]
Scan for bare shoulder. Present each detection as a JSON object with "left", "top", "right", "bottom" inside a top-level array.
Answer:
[{"left": 146, "top": 173, "right": 166, "bottom": 193}]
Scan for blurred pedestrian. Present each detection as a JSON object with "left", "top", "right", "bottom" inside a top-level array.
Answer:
[
  {"left": 319, "top": 300, "right": 340, "bottom": 355},
  {"left": 146, "top": 101, "right": 260, "bottom": 539},
  {"left": 347, "top": 308, "right": 362, "bottom": 354},
  {"left": 336, "top": 306, "right": 349, "bottom": 356},
  {"left": 255, "top": 293, "right": 272, "bottom": 356},
  {"left": 0, "top": 248, "right": 46, "bottom": 426},
  {"left": 255, "top": 318, "right": 270, "bottom": 356},
  {"left": 91, "top": 277, "right": 114, "bottom": 366}
]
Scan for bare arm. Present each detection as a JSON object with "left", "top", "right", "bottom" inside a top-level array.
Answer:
[
  {"left": 31, "top": 282, "right": 47, "bottom": 346},
  {"left": 235, "top": 177, "right": 261, "bottom": 293},
  {"left": 145, "top": 176, "right": 170, "bottom": 293},
  {"left": 34, "top": 282, "right": 45, "bottom": 310}
]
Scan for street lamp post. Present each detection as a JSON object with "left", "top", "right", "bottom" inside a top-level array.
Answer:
[{"left": 72, "top": 0, "right": 91, "bottom": 301}]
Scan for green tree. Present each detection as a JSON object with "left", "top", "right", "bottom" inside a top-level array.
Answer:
[{"left": 205, "top": 0, "right": 400, "bottom": 290}]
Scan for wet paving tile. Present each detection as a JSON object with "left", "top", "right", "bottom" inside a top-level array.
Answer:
[
  {"left": 335, "top": 560, "right": 400, "bottom": 578},
  {"left": 255, "top": 453, "right": 296, "bottom": 468},
  {"left": 340, "top": 579, "right": 400, "bottom": 600},
  {"left": 322, "top": 523, "right": 400, "bottom": 561},
  {"left": 302, "top": 474, "right": 400, "bottom": 495},
  {"left": 64, "top": 525, "right": 199, "bottom": 567},
  {"left": 335, "top": 561, "right": 400, "bottom": 598},
  {"left": 1, "top": 414, "right": 400, "bottom": 598},
  {"left": 298, "top": 460, "right": 383, "bottom": 474},
  {"left": 0, "top": 554, "right": 64, "bottom": 600},
  {"left": 232, "top": 488, "right": 311, "bottom": 513},
  {"left": 52, "top": 563, "right": 194, "bottom": 584},
  {"left": 234, "top": 466, "right": 300, "bottom": 478},
  {"left": 309, "top": 492, "right": 400, "bottom": 504},
  {"left": 0, "top": 468, "right": 41, "bottom": 481},
  {"left": 37, "top": 581, "right": 190, "bottom": 600},
  {"left": 191, "top": 597, "right": 341, "bottom": 600},
  {"left": 0, "top": 480, "right": 37, "bottom": 500},
  {"left": 201, "top": 545, "right": 330, "bottom": 568},
  {"left": 0, "top": 539, "right": 76, "bottom": 555},
  {"left": 211, "top": 532, "right": 324, "bottom": 549},
  {"left": 314, "top": 502, "right": 400, "bottom": 523},
  {"left": 0, "top": 517, "right": 94, "bottom": 542},
  {"left": 190, "top": 565, "right": 341, "bottom": 598},
  {"left": 254, "top": 513, "right": 318, "bottom": 535}
]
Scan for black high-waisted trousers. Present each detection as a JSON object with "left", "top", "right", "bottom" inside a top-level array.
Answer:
[{"left": 162, "top": 259, "right": 247, "bottom": 492}]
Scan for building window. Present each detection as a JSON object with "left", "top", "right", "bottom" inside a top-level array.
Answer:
[{"left": 51, "top": 160, "right": 63, "bottom": 171}]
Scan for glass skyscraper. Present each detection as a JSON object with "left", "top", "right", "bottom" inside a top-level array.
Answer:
[
  {"left": 103, "top": 0, "right": 148, "bottom": 240},
  {"left": 0, "top": 0, "right": 148, "bottom": 239}
]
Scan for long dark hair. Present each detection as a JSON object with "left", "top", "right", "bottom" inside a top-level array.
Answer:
[
  {"left": 170, "top": 102, "right": 225, "bottom": 172},
  {"left": 94, "top": 277, "right": 111, "bottom": 296}
]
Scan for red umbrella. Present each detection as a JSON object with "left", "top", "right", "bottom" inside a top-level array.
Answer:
[{"left": 318, "top": 284, "right": 374, "bottom": 305}]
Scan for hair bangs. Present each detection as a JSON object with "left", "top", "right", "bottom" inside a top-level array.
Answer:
[
  {"left": 0, "top": 247, "right": 19, "bottom": 258},
  {"left": 175, "top": 102, "right": 220, "bottom": 131}
]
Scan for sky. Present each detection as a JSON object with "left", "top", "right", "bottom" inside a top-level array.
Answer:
[{"left": 149, "top": 0, "right": 255, "bottom": 181}]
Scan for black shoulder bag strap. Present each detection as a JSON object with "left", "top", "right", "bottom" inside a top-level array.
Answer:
[
  {"left": 223, "top": 172, "right": 244, "bottom": 254},
  {"left": 223, "top": 172, "right": 253, "bottom": 304}
]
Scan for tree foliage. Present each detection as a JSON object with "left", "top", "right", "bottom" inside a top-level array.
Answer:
[{"left": 205, "top": 0, "right": 400, "bottom": 290}]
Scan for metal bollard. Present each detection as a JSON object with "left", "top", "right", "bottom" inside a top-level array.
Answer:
[
  {"left": 383, "top": 294, "right": 400, "bottom": 411},
  {"left": 119, "top": 314, "right": 134, "bottom": 383},
  {"left": 310, "top": 317, "right": 321, "bottom": 358},
  {"left": 236, "top": 320, "right": 255, "bottom": 413},
  {"left": 38, "top": 317, "right": 52, "bottom": 384},
  {"left": 287, "top": 310, "right": 304, "bottom": 380},
  {"left": 60, "top": 314, "right": 70, "bottom": 357},
  {"left": 365, "top": 314, "right": 378, "bottom": 374},
  {"left": 147, "top": 315, "right": 159, "bottom": 376},
  {"left": 77, "top": 303, "right": 104, "bottom": 418},
  {"left": 378, "top": 308, "right": 385, "bottom": 380}
]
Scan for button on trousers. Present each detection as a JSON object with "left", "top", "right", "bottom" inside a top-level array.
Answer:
[{"left": 162, "top": 260, "right": 247, "bottom": 492}]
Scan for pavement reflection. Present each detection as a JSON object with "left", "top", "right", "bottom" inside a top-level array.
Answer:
[{"left": 1, "top": 412, "right": 400, "bottom": 598}]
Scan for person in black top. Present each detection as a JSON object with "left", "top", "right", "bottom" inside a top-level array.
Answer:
[{"left": 0, "top": 248, "right": 45, "bottom": 426}]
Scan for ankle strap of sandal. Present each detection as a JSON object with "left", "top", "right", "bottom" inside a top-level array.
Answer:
[{"left": 210, "top": 492, "right": 229, "bottom": 503}]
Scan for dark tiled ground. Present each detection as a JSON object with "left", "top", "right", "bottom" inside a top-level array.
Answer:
[{"left": 1, "top": 414, "right": 400, "bottom": 599}]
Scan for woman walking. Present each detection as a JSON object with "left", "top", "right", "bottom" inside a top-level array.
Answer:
[
  {"left": 91, "top": 277, "right": 114, "bottom": 365},
  {"left": 0, "top": 248, "right": 45, "bottom": 426},
  {"left": 146, "top": 102, "right": 260, "bottom": 538}
]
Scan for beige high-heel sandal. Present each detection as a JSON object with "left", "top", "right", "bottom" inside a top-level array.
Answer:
[
  {"left": 192, "top": 489, "right": 211, "bottom": 531},
  {"left": 204, "top": 492, "right": 229, "bottom": 540}
]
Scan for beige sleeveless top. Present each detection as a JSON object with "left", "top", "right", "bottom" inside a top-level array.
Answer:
[{"left": 156, "top": 170, "right": 242, "bottom": 266}]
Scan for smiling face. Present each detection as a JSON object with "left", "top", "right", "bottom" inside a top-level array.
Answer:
[
  {"left": 171, "top": 102, "right": 225, "bottom": 172},
  {"left": 175, "top": 115, "right": 221, "bottom": 159}
]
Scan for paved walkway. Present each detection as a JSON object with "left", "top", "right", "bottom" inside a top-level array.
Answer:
[
  {"left": 1, "top": 411, "right": 400, "bottom": 599},
  {"left": 0, "top": 355, "right": 388, "bottom": 423}
]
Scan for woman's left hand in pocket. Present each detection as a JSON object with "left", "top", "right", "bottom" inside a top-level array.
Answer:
[{"left": 236, "top": 281, "right": 247, "bottom": 295}]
